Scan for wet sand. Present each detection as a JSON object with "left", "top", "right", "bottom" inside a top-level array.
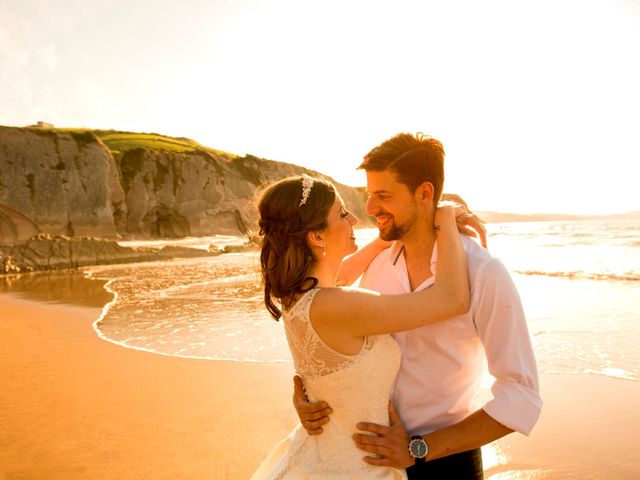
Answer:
[
  {"left": 482, "top": 374, "right": 640, "bottom": 479},
  {"left": 1, "top": 291, "right": 639, "bottom": 479}
]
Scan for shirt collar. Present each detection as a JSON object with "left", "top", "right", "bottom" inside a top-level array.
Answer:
[
  {"left": 388, "top": 240, "right": 439, "bottom": 292},
  {"left": 389, "top": 241, "right": 438, "bottom": 267}
]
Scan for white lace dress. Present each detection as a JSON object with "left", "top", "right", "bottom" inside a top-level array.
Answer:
[{"left": 251, "top": 288, "right": 407, "bottom": 479}]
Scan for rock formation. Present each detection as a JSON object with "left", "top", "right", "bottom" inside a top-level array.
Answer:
[
  {"left": 0, "top": 127, "right": 124, "bottom": 242},
  {"left": 0, "top": 126, "right": 370, "bottom": 244},
  {"left": 0, "top": 233, "right": 217, "bottom": 274}
]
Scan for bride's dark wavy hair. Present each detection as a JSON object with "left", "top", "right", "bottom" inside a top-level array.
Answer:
[{"left": 257, "top": 175, "right": 336, "bottom": 320}]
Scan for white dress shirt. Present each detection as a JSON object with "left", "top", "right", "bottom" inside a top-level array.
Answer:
[{"left": 359, "top": 235, "right": 542, "bottom": 436}]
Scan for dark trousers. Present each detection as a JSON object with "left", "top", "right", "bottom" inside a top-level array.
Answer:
[{"left": 406, "top": 448, "right": 483, "bottom": 479}]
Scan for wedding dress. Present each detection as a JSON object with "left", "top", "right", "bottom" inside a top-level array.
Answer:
[{"left": 251, "top": 288, "right": 407, "bottom": 479}]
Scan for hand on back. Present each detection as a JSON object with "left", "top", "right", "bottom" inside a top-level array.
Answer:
[{"left": 293, "top": 375, "right": 333, "bottom": 435}]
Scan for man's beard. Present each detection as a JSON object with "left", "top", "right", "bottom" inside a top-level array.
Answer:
[{"left": 378, "top": 210, "right": 417, "bottom": 241}]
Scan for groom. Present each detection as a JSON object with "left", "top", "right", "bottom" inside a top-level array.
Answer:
[{"left": 293, "top": 133, "right": 542, "bottom": 478}]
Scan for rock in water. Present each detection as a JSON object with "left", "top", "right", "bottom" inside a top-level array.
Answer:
[{"left": 0, "top": 233, "right": 216, "bottom": 274}]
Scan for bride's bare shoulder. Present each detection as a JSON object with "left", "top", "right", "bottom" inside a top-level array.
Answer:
[
  {"left": 316, "top": 285, "right": 381, "bottom": 298},
  {"left": 311, "top": 286, "right": 381, "bottom": 314}
]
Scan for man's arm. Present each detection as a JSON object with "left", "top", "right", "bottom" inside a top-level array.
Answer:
[
  {"left": 423, "top": 410, "right": 512, "bottom": 460},
  {"left": 473, "top": 258, "right": 542, "bottom": 435},
  {"left": 353, "top": 407, "right": 512, "bottom": 468},
  {"left": 354, "top": 257, "right": 542, "bottom": 467}
]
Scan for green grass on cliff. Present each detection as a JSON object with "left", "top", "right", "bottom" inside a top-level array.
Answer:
[
  {"left": 98, "top": 133, "right": 198, "bottom": 153},
  {"left": 96, "top": 131, "right": 236, "bottom": 158},
  {"left": 94, "top": 130, "right": 236, "bottom": 158},
  {"left": 37, "top": 127, "right": 236, "bottom": 158}
]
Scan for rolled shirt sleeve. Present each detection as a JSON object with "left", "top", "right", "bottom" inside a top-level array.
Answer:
[{"left": 472, "top": 258, "right": 543, "bottom": 435}]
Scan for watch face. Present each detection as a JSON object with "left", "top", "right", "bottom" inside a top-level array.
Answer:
[{"left": 410, "top": 439, "right": 427, "bottom": 458}]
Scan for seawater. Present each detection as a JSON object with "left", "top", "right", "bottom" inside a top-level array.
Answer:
[
  {"left": 490, "top": 220, "right": 640, "bottom": 381},
  {"left": 82, "top": 220, "right": 640, "bottom": 380},
  {"left": 86, "top": 253, "right": 286, "bottom": 362}
]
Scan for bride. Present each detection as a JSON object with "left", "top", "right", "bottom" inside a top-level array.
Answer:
[{"left": 251, "top": 174, "right": 469, "bottom": 479}]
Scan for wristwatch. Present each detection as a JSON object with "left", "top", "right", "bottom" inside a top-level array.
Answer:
[{"left": 408, "top": 435, "right": 428, "bottom": 464}]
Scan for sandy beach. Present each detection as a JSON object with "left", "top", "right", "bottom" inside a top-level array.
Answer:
[
  {"left": 0, "top": 293, "right": 297, "bottom": 479},
  {"left": 1, "top": 291, "right": 639, "bottom": 479}
]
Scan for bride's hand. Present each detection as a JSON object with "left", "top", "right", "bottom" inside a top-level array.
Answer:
[
  {"left": 434, "top": 202, "right": 464, "bottom": 230},
  {"left": 437, "top": 201, "right": 487, "bottom": 248},
  {"left": 456, "top": 212, "right": 487, "bottom": 248}
]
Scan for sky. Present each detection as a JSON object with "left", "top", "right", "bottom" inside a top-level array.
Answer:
[{"left": 1, "top": 0, "right": 639, "bottom": 215}]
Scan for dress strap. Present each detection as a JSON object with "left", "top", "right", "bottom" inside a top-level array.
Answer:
[{"left": 286, "top": 287, "right": 321, "bottom": 316}]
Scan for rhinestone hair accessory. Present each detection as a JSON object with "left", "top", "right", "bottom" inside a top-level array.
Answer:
[{"left": 299, "top": 174, "right": 314, "bottom": 206}]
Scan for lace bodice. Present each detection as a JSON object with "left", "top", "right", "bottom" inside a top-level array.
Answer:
[
  {"left": 253, "top": 287, "right": 405, "bottom": 478},
  {"left": 283, "top": 288, "right": 374, "bottom": 379}
]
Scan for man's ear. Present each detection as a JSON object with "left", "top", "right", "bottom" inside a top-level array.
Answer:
[{"left": 415, "top": 182, "right": 435, "bottom": 206}]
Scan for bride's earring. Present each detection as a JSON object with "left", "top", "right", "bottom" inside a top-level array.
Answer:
[{"left": 322, "top": 240, "right": 326, "bottom": 257}]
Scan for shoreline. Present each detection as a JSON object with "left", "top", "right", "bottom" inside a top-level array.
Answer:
[{"left": 1, "top": 294, "right": 639, "bottom": 479}]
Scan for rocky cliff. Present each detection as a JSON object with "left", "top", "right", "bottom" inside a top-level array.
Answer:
[{"left": 0, "top": 126, "right": 369, "bottom": 244}]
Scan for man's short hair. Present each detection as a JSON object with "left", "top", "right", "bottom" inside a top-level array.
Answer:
[{"left": 358, "top": 133, "right": 445, "bottom": 205}]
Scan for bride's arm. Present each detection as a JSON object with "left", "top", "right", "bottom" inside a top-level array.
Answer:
[
  {"left": 335, "top": 236, "right": 391, "bottom": 286},
  {"left": 335, "top": 197, "right": 485, "bottom": 288},
  {"left": 312, "top": 206, "right": 469, "bottom": 337}
]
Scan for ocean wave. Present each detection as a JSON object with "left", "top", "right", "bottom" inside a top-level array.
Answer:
[
  {"left": 539, "top": 368, "right": 638, "bottom": 381},
  {"left": 514, "top": 269, "right": 640, "bottom": 282}
]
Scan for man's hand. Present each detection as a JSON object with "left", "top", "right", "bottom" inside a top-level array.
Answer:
[
  {"left": 293, "top": 375, "right": 333, "bottom": 435},
  {"left": 352, "top": 402, "right": 414, "bottom": 469}
]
